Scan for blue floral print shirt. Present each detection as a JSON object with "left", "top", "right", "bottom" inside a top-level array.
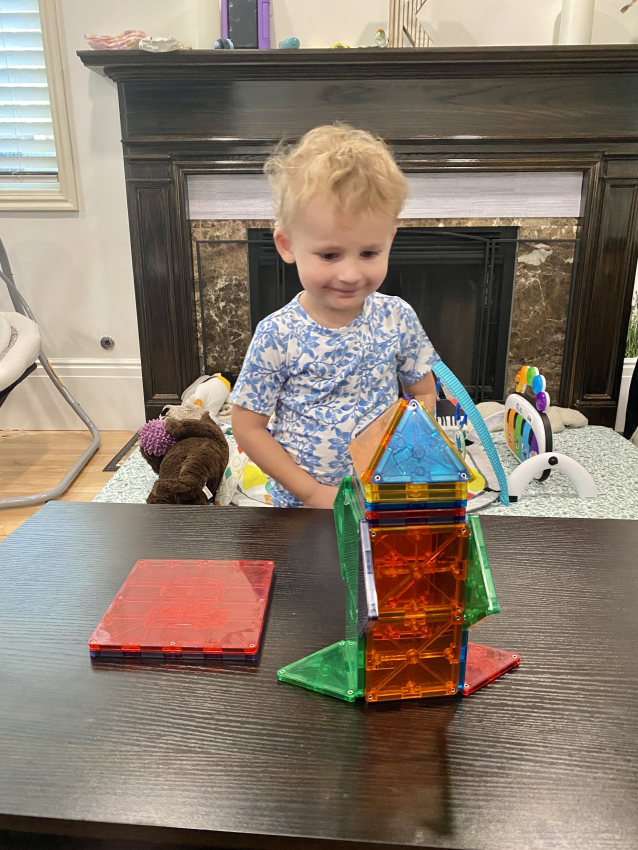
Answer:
[{"left": 231, "top": 292, "right": 439, "bottom": 507}]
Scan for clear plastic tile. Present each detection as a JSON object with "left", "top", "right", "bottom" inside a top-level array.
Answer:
[
  {"left": 89, "top": 559, "right": 274, "bottom": 660},
  {"left": 278, "top": 639, "right": 359, "bottom": 702},
  {"left": 461, "top": 643, "right": 520, "bottom": 695},
  {"left": 464, "top": 515, "right": 500, "bottom": 628},
  {"left": 364, "top": 616, "right": 463, "bottom": 702},
  {"left": 372, "top": 401, "right": 473, "bottom": 485}
]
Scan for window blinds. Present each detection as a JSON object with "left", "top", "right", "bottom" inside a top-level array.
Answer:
[{"left": 0, "top": 0, "right": 57, "bottom": 190}]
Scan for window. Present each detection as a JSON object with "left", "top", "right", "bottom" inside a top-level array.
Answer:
[{"left": 0, "top": 0, "right": 78, "bottom": 210}]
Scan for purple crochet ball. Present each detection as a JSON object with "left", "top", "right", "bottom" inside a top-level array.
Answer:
[{"left": 138, "top": 418, "right": 176, "bottom": 457}]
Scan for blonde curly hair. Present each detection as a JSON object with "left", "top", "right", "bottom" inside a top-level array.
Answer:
[{"left": 264, "top": 124, "right": 409, "bottom": 229}]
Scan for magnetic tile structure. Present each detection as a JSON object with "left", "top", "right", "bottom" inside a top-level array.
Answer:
[
  {"left": 89, "top": 559, "right": 275, "bottom": 661},
  {"left": 279, "top": 398, "right": 520, "bottom": 702}
]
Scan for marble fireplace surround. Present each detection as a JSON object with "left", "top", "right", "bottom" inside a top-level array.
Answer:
[
  {"left": 191, "top": 216, "right": 578, "bottom": 402},
  {"left": 79, "top": 46, "right": 638, "bottom": 426}
]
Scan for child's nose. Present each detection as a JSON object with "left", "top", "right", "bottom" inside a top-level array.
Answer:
[{"left": 337, "top": 259, "right": 362, "bottom": 284}]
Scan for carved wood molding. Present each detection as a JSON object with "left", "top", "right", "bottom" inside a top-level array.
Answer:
[{"left": 79, "top": 45, "right": 638, "bottom": 80}]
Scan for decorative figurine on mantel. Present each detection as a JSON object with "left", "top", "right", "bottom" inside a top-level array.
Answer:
[
  {"left": 388, "top": 0, "right": 434, "bottom": 48},
  {"left": 84, "top": 30, "right": 146, "bottom": 50},
  {"left": 279, "top": 37, "right": 300, "bottom": 49}
]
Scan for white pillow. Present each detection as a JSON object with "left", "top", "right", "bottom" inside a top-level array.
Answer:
[
  {"left": 558, "top": 406, "right": 588, "bottom": 428},
  {"left": 545, "top": 406, "right": 565, "bottom": 433},
  {"left": 0, "top": 311, "right": 41, "bottom": 392},
  {"left": 0, "top": 313, "right": 11, "bottom": 355},
  {"left": 476, "top": 401, "right": 505, "bottom": 431}
]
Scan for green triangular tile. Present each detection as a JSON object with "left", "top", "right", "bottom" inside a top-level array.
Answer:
[
  {"left": 464, "top": 515, "right": 500, "bottom": 628},
  {"left": 278, "top": 639, "right": 359, "bottom": 702},
  {"left": 334, "top": 477, "right": 364, "bottom": 642}
]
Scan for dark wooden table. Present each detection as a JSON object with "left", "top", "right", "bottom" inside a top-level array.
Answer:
[{"left": 0, "top": 503, "right": 637, "bottom": 850}]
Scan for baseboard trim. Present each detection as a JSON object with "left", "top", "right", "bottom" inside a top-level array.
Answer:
[
  {"left": 0, "top": 358, "right": 145, "bottom": 431},
  {"left": 39, "top": 358, "right": 142, "bottom": 376}
]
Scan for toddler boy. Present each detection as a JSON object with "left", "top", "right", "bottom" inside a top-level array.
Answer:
[{"left": 231, "top": 124, "right": 439, "bottom": 508}]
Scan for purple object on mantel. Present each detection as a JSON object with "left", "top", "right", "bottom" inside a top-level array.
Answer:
[
  {"left": 258, "top": 0, "right": 271, "bottom": 48},
  {"left": 221, "top": 0, "right": 270, "bottom": 49}
]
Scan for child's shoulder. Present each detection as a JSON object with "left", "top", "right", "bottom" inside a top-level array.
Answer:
[
  {"left": 367, "top": 292, "right": 416, "bottom": 321},
  {"left": 255, "top": 296, "right": 304, "bottom": 337}
]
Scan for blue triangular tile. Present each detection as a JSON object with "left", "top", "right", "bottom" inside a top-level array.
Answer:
[{"left": 371, "top": 401, "right": 471, "bottom": 484}]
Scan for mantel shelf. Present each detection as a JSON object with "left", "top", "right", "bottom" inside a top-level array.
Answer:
[{"left": 78, "top": 44, "right": 638, "bottom": 82}]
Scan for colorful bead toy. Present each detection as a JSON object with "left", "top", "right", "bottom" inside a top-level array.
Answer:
[
  {"left": 504, "top": 365, "right": 597, "bottom": 501},
  {"left": 515, "top": 365, "right": 551, "bottom": 414}
]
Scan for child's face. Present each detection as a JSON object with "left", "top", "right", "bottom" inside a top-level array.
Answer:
[{"left": 273, "top": 195, "right": 397, "bottom": 327}]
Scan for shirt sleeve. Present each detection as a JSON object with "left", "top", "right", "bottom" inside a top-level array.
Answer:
[
  {"left": 395, "top": 298, "right": 440, "bottom": 386},
  {"left": 230, "top": 318, "right": 288, "bottom": 416}
]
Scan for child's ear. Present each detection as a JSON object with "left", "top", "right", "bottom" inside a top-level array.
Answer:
[{"left": 274, "top": 227, "right": 296, "bottom": 263}]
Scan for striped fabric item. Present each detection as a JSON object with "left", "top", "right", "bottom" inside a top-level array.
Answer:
[{"left": 0, "top": 0, "right": 57, "bottom": 191}]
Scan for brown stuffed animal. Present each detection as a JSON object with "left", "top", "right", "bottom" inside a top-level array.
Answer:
[{"left": 140, "top": 411, "right": 229, "bottom": 505}]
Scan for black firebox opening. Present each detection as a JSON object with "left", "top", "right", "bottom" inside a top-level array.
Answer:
[{"left": 247, "top": 226, "right": 519, "bottom": 402}]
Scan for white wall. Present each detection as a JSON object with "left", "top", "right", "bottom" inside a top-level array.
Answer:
[
  {"left": 0, "top": 1, "right": 210, "bottom": 431},
  {"left": 418, "top": 0, "right": 638, "bottom": 47},
  {"left": 1, "top": 0, "right": 637, "bottom": 431},
  {"left": 271, "top": 0, "right": 638, "bottom": 48}
]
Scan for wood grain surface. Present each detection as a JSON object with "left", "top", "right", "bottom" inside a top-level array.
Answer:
[
  {"left": 118, "top": 75, "right": 638, "bottom": 142},
  {"left": 0, "top": 431, "right": 137, "bottom": 543},
  {"left": 0, "top": 503, "right": 636, "bottom": 850}
]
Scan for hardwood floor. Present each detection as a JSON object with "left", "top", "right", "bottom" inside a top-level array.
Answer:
[{"left": 0, "top": 430, "right": 136, "bottom": 542}]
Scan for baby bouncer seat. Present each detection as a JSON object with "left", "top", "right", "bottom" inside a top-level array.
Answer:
[{"left": 0, "top": 237, "right": 100, "bottom": 508}]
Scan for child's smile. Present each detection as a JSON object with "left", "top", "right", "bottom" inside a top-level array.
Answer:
[{"left": 273, "top": 195, "right": 397, "bottom": 329}]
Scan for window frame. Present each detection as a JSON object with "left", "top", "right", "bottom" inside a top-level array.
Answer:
[{"left": 0, "top": 0, "right": 78, "bottom": 211}]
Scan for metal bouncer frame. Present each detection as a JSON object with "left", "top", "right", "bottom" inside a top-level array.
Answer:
[{"left": 0, "top": 239, "right": 100, "bottom": 509}]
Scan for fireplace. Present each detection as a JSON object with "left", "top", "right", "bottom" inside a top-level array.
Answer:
[
  {"left": 192, "top": 213, "right": 578, "bottom": 403},
  {"left": 79, "top": 46, "right": 638, "bottom": 426},
  {"left": 205, "top": 226, "right": 520, "bottom": 402}
]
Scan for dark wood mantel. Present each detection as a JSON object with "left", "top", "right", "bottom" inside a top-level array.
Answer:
[
  {"left": 80, "top": 46, "right": 638, "bottom": 425},
  {"left": 79, "top": 43, "right": 638, "bottom": 80}
]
